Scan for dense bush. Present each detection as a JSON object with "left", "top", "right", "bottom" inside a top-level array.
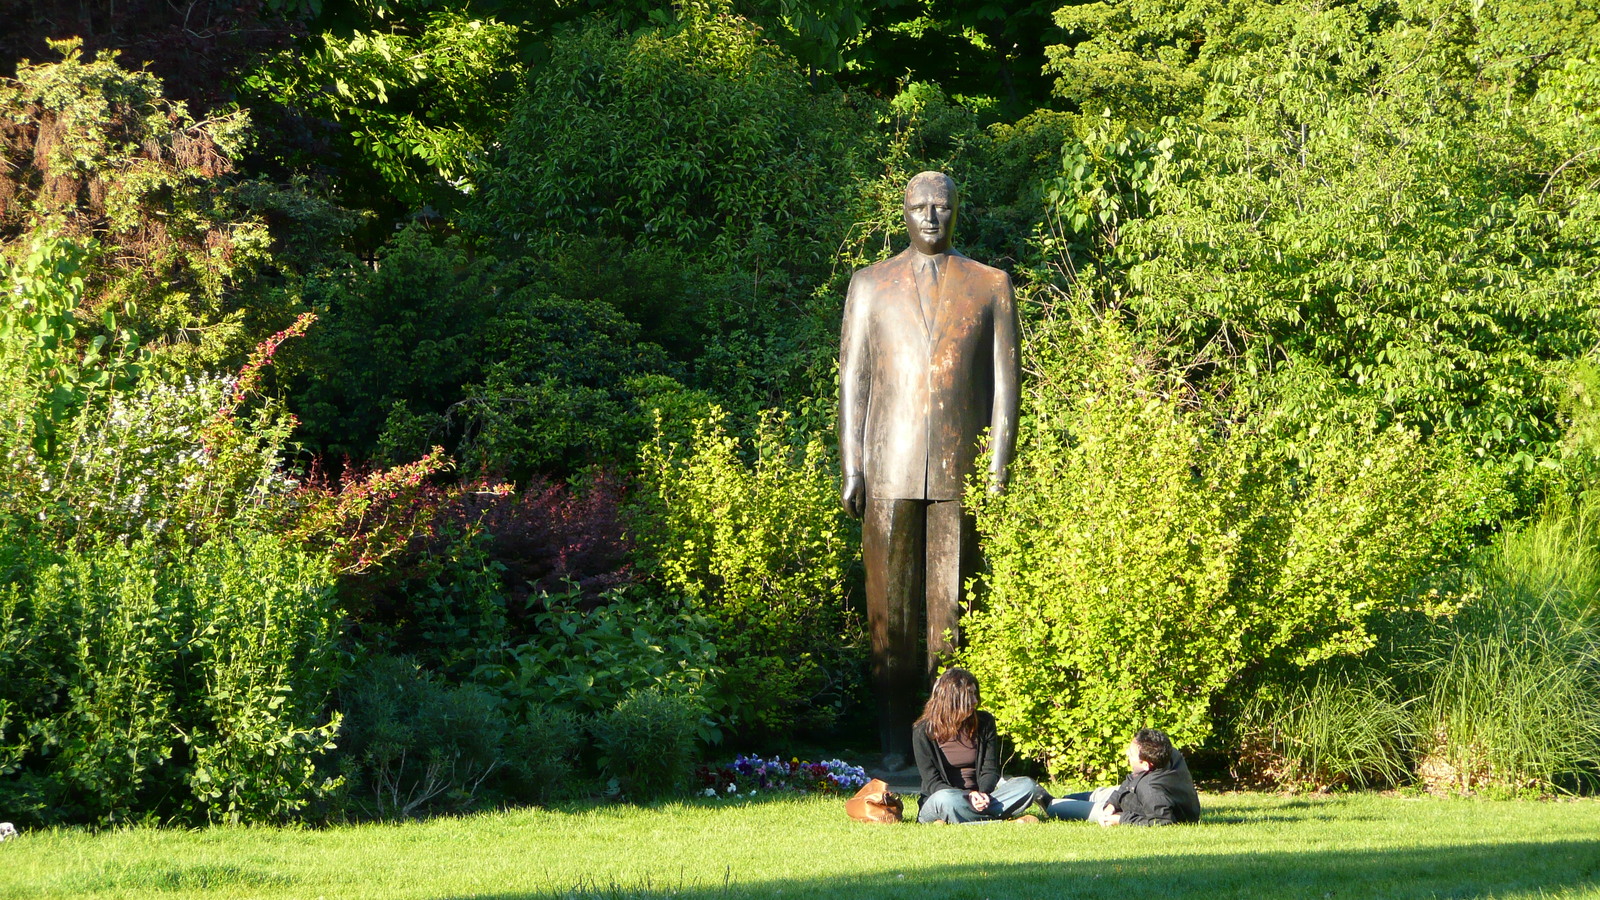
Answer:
[
  {"left": 466, "top": 9, "right": 876, "bottom": 406},
  {"left": 286, "top": 225, "right": 675, "bottom": 474},
  {"left": 1044, "top": 3, "right": 1600, "bottom": 467},
  {"left": 1404, "top": 502, "right": 1600, "bottom": 794},
  {"left": 0, "top": 530, "right": 341, "bottom": 826},
  {"left": 501, "top": 706, "right": 586, "bottom": 805},
  {"left": 328, "top": 473, "right": 639, "bottom": 672},
  {"left": 334, "top": 656, "right": 509, "bottom": 819},
  {"left": 0, "top": 42, "right": 353, "bottom": 367},
  {"left": 592, "top": 688, "right": 705, "bottom": 801},
  {"left": 960, "top": 303, "right": 1498, "bottom": 779},
  {"left": 1237, "top": 496, "right": 1600, "bottom": 795},
  {"left": 474, "top": 587, "right": 722, "bottom": 728},
  {"left": 635, "top": 408, "right": 862, "bottom": 736}
]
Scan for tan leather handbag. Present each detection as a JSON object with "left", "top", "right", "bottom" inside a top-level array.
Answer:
[{"left": 844, "top": 778, "right": 904, "bottom": 824}]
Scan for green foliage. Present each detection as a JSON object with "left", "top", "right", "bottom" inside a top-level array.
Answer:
[
  {"left": 474, "top": 587, "right": 722, "bottom": 730},
  {"left": 242, "top": 10, "right": 521, "bottom": 212},
  {"left": 1, "top": 42, "right": 352, "bottom": 366},
  {"left": 501, "top": 705, "right": 585, "bottom": 804},
  {"left": 838, "top": 0, "right": 1063, "bottom": 120},
  {"left": 9, "top": 366, "right": 299, "bottom": 551},
  {"left": 591, "top": 687, "right": 704, "bottom": 801},
  {"left": 1236, "top": 671, "right": 1417, "bottom": 790},
  {"left": 472, "top": 12, "right": 865, "bottom": 259},
  {"left": 1046, "top": 0, "right": 1226, "bottom": 120},
  {"left": 335, "top": 656, "right": 509, "bottom": 818},
  {"left": 635, "top": 407, "right": 862, "bottom": 735},
  {"left": 959, "top": 303, "right": 1497, "bottom": 779},
  {"left": 450, "top": 293, "right": 673, "bottom": 479},
  {"left": 0, "top": 236, "right": 138, "bottom": 457},
  {"left": 384, "top": 526, "right": 510, "bottom": 677},
  {"left": 0, "top": 531, "right": 342, "bottom": 826},
  {"left": 467, "top": 10, "right": 874, "bottom": 405},
  {"left": 288, "top": 226, "right": 672, "bottom": 473},
  {"left": 856, "top": 83, "right": 1081, "bottom": 274},
  {"left": 173, "top": 534, "right": 345, "bottom": 824},
  {"left": 290, "top": 226, "right": 496, "bottom": 459},
  {"left": 1399, "top": 498, "right": 1600, "bottom": 794},
  {"left": 1042, "top": 0, "right": 1600, "bottom": 466}
]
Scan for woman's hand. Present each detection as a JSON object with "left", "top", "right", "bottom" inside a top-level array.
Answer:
[{"left": 967, "top": 791, "right": 991, "bottom": 812}]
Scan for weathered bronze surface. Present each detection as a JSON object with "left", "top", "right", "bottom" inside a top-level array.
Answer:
[{"left": 838, "top": 171, "right": 1021, "bottom": 765}]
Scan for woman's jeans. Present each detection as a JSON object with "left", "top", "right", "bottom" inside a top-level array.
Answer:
[
  {"left": 917, "top": 776, "right": 1042, "bottom": 824},
  {"left": 1044, "top": 785, "right": 1116, "bottom": 821}
]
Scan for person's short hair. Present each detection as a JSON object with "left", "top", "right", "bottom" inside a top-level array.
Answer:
[
  {"left": 1132, "top": 728, "right": 1174, "bottom": 769},
  {"left": 905, "top": 171, "right": 957, "bottom": 203}
]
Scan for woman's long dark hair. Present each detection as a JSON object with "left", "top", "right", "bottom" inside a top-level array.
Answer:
[{"left": 915, "top": 667, "right": 980, "bottom": 743}]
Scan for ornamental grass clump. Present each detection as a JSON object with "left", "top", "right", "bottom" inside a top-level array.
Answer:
[
  {"left": 1235, "top": 671, "right": 1417, "bottom": 790},
  {"left": 1410, "top": 596, "right": 1600, "bottom": 795}
]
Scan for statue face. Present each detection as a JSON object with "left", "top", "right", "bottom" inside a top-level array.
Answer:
[{"left": 903, "top": 179, "right": 956, "bottom": 255}]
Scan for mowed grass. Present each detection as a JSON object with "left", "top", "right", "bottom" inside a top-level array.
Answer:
[{"left": 2, "top": 792, "right": 1598, "bottom": 900}]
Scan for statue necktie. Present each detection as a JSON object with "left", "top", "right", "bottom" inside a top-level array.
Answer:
[{"left": 915, "top": 256, "right": 941, "bottom": 332}]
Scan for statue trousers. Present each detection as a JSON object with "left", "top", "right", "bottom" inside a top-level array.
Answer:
[{"left": 863, "top": 497, "right": 979, "bottom": 761}]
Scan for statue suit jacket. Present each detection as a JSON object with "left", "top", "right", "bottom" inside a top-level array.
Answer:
[{"left": 839, "top": 247, "right": 1020, "bottom": 501}]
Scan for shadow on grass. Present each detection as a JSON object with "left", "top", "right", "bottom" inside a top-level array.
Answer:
[{"left": 440, "top": 839, "right": 1600, "bottom": 900}]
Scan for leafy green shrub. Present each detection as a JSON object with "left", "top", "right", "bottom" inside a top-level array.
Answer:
[
  {"left": 467, "top": 10, "right": 875, "bottom": 403},
  {"left": 175, "top": 533, "right": 344, "bottom": 823},
  {"left": 474, "top": 586, "right": 722, "bottom": 735},
  {"left": 634, "top": 407, "right": 862, "bottom": 735},
  {"left": 592, "top": 688, "right": 704, "bottom": 801},
  {"left": 335, "top": 656, "right": 509, "bottom": 819},
  {"left": 289, "top": 226, "right": 498, "bottom": 462},
  {"left": 286, "top": 227, "right": 674, "bottom": 474},
  {"left": 502, "top": 706, "right": 585, "bottom": 805},
  {"left": 1061, "top": 8, "right": 1600, "bottom": 466},
  {"left": 241, "top": 10, "right": 520, "bottom": 213},
  {"left": 449, "top": 293, "right": 672, "bottom": 479},
  {"left": 1235, "top": 671, "right": 1417, "bottom": 790},
  {"left": 471, "top": 12, "right": 867, "bottom": 277},
  {"left": 0, "top": 531, "right": 342, "bottom": 825},
  {"left": 960, "top": 305, "right": 1497, "bottom": 779},
  {"left": 0, "top": 237, "right": 138, "bottom": 460},
  {"left": 1, "top": 42, "right": 352, "bottom": 367}
]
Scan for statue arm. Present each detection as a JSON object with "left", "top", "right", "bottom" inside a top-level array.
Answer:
[
  {"left": 989, "top": 273, "right": 1021, "bottom": 492},
  {"left": 839, "top": 272, "right": 870, "bottom": 516}
]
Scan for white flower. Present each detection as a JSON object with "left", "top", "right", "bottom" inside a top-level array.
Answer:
[{"left": 703, "top": 788, "right": 716, "bottom": 797}]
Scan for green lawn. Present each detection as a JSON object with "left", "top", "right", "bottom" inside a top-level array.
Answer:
[{"left": 2, "top": 792, "right": 1598, "bottom": 900}]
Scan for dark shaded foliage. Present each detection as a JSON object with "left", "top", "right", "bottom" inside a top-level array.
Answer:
[{"left": 0, "top": 0, "right": 304, "bottom": 113}]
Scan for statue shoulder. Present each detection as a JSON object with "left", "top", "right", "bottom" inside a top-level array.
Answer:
[
  {"left": 849, "top": 251, "right": 912, "bottom": 294},
  {"left": 855, "top": 251, "right": 911, "bottom": 279},
  {"left": 948, "top": 253, "right": 1013, "bottom": 290}
]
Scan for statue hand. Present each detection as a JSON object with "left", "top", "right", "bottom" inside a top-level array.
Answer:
[{"left": 841, "top": 473, "right": 866, "bottom": 518}]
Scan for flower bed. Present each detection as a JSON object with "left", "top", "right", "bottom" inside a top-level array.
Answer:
[{"left": 698, "top": 755, "right": 869, "bottom": 798}]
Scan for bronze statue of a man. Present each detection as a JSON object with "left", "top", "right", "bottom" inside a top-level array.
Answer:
[{"left": 839, "top": 171, "right": 1021, "bottom": 767}]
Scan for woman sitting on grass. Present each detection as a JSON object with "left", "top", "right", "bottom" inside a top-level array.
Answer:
[{"left": 912, "top": 668, "right": 1044, "bottom": 824}]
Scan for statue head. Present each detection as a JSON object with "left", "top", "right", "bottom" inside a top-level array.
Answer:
[{"left": 903, "top": 171, "right": 958, "bottom": 256}]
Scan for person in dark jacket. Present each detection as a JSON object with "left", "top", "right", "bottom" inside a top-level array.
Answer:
[
  {"left": 912, "top": 668, "right": 1043, "bottom": 824},
  {"left": 1040, "top": 728, "right": 1201, "bottom": 826}
]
